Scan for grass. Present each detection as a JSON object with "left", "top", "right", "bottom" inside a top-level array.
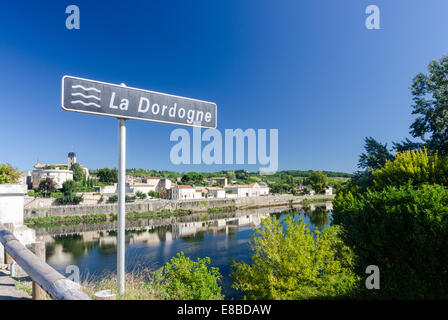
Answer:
[
  {"left": 81, "top": 270, "right": 158, "bottom": 300},
  {"left": 207, "top": 205, "right": 237, "bottom": 213},
  {"left": 24, "top": 214, "right": 108, "bottom": 226},
  {"left": 15, "top": 280, "right": 32, "bottom": 296},
  {"left": 301, "top": 197, "right": 333, "bottom": 205}
]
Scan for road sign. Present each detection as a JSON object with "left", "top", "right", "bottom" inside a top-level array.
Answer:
[
  {"left": 62, "top": 75, "right": 217, "bottom": 129},
  {"left": 61, "top": 75, "right": 218, "bottom": 296}
]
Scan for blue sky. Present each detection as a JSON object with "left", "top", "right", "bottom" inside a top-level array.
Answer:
[{"left": 1, "top": 0, "right": 448, "bottom": 173}]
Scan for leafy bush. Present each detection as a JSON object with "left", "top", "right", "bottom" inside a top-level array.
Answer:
[
  {"left": 148, "top": 191, "right": 160, "bottom": 198},
  {"left": 332, "top": 183, "right": 448, "bottom": 299},
  {"left": 136, "top": 191, "right": 147, "bottom": 200},
  {"left": 62, "top": 180, "right": 76, "bottom": 194},
  {"left": 55, "top": 193, "right": 83, "bottom": 205},
  {"left": 126, "top": 195, "right": 136, "bottom": 202},
  {"left": 373, "top": 149, "right": 448, "bottom": 190},
  {"left": 108, "top": 195, "right": 118, "bottom": 203},
  {"left": 157, "top": 252, "right": 224, "bottom": 300},
  {"left": 0, "top": 163, "right": 20, "bottom": 184},
  {"left": 231, "top": 215, "right": 359, "bottom": 299}
]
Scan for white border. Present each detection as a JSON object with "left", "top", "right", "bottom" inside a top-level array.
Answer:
[{"left": 61, "top": 75, "right": 217, "bottom": 129}]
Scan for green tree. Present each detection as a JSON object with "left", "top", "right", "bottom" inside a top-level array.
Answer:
[
  {"left": 38, "top": 178, "right": 56, "bottom": 197},
  {"left": 231, "top": 215, "right": 358, "bottom": 299},
  {"left": 405, "top": 54, "right": 448, "bottom": 155},
  {"left": 333, "top": 183, "right": 448, "bottom": 299},
  {"left": 62, "top": 180, "right": 76, "bottom": 194},
  {"left": 159, "top": 252, "right": 224, "bottom": 300},
  {"left": 358, "top": 137, "right": 394, "bottom": 171},
  {"left": 97, "top": 168, "right": 118, "bottom": 184},
  {"left": 0, "top": 163, "right": 20, "bottom": 184},
  {"left": 307, "top": 171, "right": 328, "bottom": 194},
  {"left": 225, "top": 171, "right": 236, "bottom": 182},
  {"left": 71, "top": 163, "right": 84, "bottom": 182}
]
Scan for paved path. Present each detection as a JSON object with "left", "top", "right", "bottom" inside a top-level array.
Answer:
[{"left": 0, "top": 268, "right": 31, "bottom": 300}]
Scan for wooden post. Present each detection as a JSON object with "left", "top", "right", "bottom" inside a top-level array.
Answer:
[
  {"left": 32, "top": 242, "right": 46, "bottom": 300},
  {"left": 94, "top": 290, "right": 116, "bottom": 300},
  {"left": 4, "top": 223, "right": 14, "bottom": 265}
]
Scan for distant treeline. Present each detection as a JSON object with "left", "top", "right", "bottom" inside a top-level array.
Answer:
[
  {"left": 275, "top": 170, "right": 353, "bottom": 178},
  {"left": 88, "top": 169, "right": 352, "bottom": 185},
  {"left": 90, "top": 168, "right": 352, "bottom": 179}
]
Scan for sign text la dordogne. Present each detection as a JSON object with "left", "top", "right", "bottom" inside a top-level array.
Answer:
[{"left": 62, "top": 76, "right": 217, "bottom": 129}]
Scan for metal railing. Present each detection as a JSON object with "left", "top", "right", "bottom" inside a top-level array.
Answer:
[{"left": 0, "top": 223, "right": 91, "bottom": 300}]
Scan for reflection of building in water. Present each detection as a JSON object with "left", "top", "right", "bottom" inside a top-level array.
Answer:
[
  {"left": 40, "top": 211, "right": 272, "bottom": 265},
  {"left": 46, "top": 244, "right": 75, "bottom": 266},
  {"left": 171, "top": 213, "right": 270, "bottom": 237}
]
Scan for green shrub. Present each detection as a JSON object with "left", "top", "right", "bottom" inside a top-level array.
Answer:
[
  {"left": 136, "top": 191, "right": 147, "bottom": 200},
  {"left": 373, "top": 149, "right": 448, "bottom": 190},
  {"left": 231, "top": 215, "right": 359, "bottom": 299},
  {"left": 55, "top": 193, "right": 83, "bottom": 205},
  {"left": 333, "top": 183, "right": 448, "bottom": 299},
  {"left": 108, "top": 195, "right": 118, "bottom": 203},
  {"left": 148, "top": 191, "right": 160, "bottom": 198},
  {"left": 157, "top": 252, "right": 224, "bottom": 300}
]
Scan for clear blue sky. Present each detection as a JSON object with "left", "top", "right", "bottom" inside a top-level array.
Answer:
[{"left": 1, "top": 0, "right": 448, "bottom": 173}]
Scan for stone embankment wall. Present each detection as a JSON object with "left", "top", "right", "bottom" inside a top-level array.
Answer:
[{"left": 23, "top": 194, "right": 334, "bottom": 218}]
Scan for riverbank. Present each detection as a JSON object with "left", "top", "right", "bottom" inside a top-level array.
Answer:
[{"left": 24, "top": 194, "right": 334, "bottom": 218}]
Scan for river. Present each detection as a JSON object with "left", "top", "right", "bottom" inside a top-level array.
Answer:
[{"left": 33, "top": 202, "right": 332, "bottom": 299}]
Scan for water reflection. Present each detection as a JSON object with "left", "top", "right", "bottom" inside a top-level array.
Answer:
[{"left": 37, "top": 203, "right": 332, "bottom": 299}]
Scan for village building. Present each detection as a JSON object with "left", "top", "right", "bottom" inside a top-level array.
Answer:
[
  {"left": 224, "top": 182, "right": 269, "bottom": 197},
  {"left": 129, "top": 176, "right": 172, "bottom": 195},
  {"left": 205, "top": 187, "right": 226, "bottom": 199},
  {"left": 31, "top": 152, "right": 89, "bottom": 189},
  {"left": 171, "top": 185, "right": 203, "bottom": 200}
]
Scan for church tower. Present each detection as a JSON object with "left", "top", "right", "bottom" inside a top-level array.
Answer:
[{"left": 68, "top": 152, "right": 77, "bottom": 169}]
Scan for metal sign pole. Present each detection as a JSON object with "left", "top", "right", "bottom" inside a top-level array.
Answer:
[{"left": 118, "top": 117, "right": 126, "bottom": 296}]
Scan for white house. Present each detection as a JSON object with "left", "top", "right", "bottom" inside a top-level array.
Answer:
[
  {"left": 224, "top": 182, "right": 269, "bottom": 198},
  {"left": 171, "top": 185, "right": 203, "bottom": 200},
  {"left": 31, "top": 167, "right": 73, "bottom": 189},
  {"left": 205, "top": 187, "right": 226, "bottom": 199},
  {"left": 325, "top": 187, "right": 333, "bottom": 195}
]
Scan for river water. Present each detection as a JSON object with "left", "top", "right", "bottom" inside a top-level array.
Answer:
[{"left": 33, "top": 203, "right": 332, "bottom": 299}]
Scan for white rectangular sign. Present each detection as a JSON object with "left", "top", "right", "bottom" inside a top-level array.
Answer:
[{"left": 62, "top": 75, "right": 217, "bottom": 128}]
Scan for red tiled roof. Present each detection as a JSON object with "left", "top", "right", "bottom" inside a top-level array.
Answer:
[{"left": 174, "top": 185, "right": 193, "bottom": 189}]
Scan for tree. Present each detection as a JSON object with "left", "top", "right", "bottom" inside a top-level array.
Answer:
[
  {"left": 406, "top": 54, "right": 448, "bottom": 155},
  {"left": 97, "top": 168, "right": 118, "bottom": 184},
  {"left": 71, "top": 163, "right": 85, "bottom": 182},
  {"left": 235, "top": 169, "right": 249, "bottom": 180},
  {"left": 333, "top": 183, "right": 448, "bottom": 299},
  {"left": 231, "top": 215, "right": 358, "bottom": 299},
  {"left": 0, "top": 163, "right": 20, "bottom": 184},
  {"left": 225, "top": 171, "right": 236, "bottom": 182},
  {"left": 181, "top": 172, "right": 204, "bottom": 185},
  {"left": 62, "top": 180, "right": 76, "bottom": 194},
  {"left": 358, "top": 137, "right": 394, "bottom": 171},
  {"left": 307, "top": 171, "right": 328, "bottom": 194},
  {"left": 38, "top": 177, "right": 56, "bottom": 197}
]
